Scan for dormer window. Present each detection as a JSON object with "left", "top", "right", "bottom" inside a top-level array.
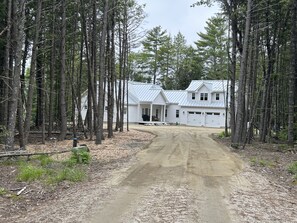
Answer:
[
  {"left": 192, "top": 93, "right": 195, "bottom": 100},
  {"left": 216, "top": 93, "right": 220, "bottom": 100},
  {"left": 200, "top": 93, "right": 208, "bottom": 101}
]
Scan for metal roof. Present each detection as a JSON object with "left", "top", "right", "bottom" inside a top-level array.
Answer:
[
  {"left": 128, "top": 82, "right": 167, "bottom": 103},
  {"left": 164, "top": 90, "right": 187, "bottom": 104},
  {"left": 179, "top": 98, "right": 226, "bottom": 108},
  {"left": 186, "top": 80, "right": 229, "bottom": 93}
]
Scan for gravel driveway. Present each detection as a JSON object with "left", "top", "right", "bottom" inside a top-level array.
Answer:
[{"left": 11, "top": 125, "right": 297, "bottom": 223}]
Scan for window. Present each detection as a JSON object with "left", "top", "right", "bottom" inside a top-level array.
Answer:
[
  {"left": 216, "top": 93, "right": 220, "bottom": 100},
  {"left": 214, "top": 113, "right": 220, "bottom": 115},
  {"left": 192, "top": 93, "right": 195, "bottom": 100},
  {"left": 200, "top": 93, "right": 208, "bottom": 101},
  {"left": 176, "top": 110, "right": 179, "bottom": 118},
  {"left": 156, "top": 109, "right": 159, "bottom": 118},
  {"left": 142, "top": 108, "right": 150, "bottom": 115},
  {"left": 165, "top": 109, "right": 167, "bottom": 117},
  {"left": 189, "top": 111, "right": 194, "bottom": 114},
  {"left": 206, "top": 112, "right": 213, "bottom": 115}
]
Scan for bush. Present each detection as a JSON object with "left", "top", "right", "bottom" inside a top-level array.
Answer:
[
  {"left": 70, "top": 147, "right": 91, "bottom": 164},
  {"left": 17, "top": 164, "right": 46, "bottom": 182}
]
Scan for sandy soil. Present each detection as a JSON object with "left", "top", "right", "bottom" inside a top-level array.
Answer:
[{"left": 1, "top": 125, "right": 297, "bottom": 223}]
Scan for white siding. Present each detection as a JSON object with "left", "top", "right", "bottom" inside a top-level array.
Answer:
[
  {"left": 153, "top": 93, "right": 166, "bottom": 104},
  {"left": 165, "top": 104, "right": 180, "bottom": 124}
]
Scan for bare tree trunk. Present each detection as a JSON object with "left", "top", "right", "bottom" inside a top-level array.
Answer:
[
  {"left": 59, "top": 0, "right": 68, "bottom": 140},
  {"left": 107, "top": 1, "right": 116, "bottom": 138},
  {"left": 233, "top": 0, "right": 252, "bottom": 144},
  {"left": 48, "top": 0, "right": 56, "bottom": 138},
  {"left": 229, "top": 1, "right": 238, "bottom": 143},
  {"left": 1, "top": 0, "right": 12, "bottom": 132},
  {"left": 96, "top": 0, "right": 109, "bottom": 144},
  {"left": 5, "top": 0, "right": 26, "bottom": 150},
  {"left": 288, "top": 0, "right": 297, "bottom": 146}
]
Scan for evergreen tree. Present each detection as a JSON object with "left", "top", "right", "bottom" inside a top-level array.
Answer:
[{"left": 195, "top": 14, "right": 228, "bottom": 79}]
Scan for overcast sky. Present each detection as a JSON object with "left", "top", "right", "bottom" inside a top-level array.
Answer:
[{"left": 137, "top": 0, "right": 219, "bottom": 46}]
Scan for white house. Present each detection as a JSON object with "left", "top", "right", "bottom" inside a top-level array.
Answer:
[{"left": 80, "top": 80, "right": 230, "bottom": 128}]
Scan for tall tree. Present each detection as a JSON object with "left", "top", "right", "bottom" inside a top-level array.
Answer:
[
  {"left": 195, "top": 14, "right": 228, "bottom": 79},
  {"left": 141, "top": 26, "right": 168, "bottom": 84},
  {"left": 288, "top": 0, "right": 297, "bottom": 146},
  {"left": 5, "top": 0, "right": 26, "bottom": 150}
]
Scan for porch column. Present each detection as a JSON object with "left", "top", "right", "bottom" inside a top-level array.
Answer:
[
  {"left": 150, "top": 103, "right": 153, "bottom": 122},
  {"left": 137, "top": 104, "right": 140, "bottom": 122},
  {"left": 164, "top": 104, "right": 166, "bottom": 122}
]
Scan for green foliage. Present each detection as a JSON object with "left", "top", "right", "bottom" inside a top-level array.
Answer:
[
  {"left": 47, "top": 168, "right": 85, "bottom": 184},
  {"left": 70, "top": 148, "right": 91, "bottom": 164},
  {"left": 276, "top": 123, "right": 297, "bottom": 142},
  {"left": 36, "top": 155, "right": 54, "bottom": 167},
  {"left": 288, "top": 162, "right": 297, "bottom": 179},
  {"left": 15, "top": 151, "right": 90, "bottom": 185},
  {"left": 17, "top": 164, "right": 46, "bottom": 182},
  {"left": 0, "top": 187, "right": 7, "bottom": 196},
  {"left": 195, "top": 14, "right": 228, "bottom": 79},
  {"left": 218, "top": 131, "right": 230, "bottom": 138},
  {"left": 250, "top": 157, "right": 276, "bottom": 167}
]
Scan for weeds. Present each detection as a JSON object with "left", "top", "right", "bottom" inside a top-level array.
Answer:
[
  {"left": 16, "top": 150, "right": 90, "bottom": 185},
  {"left": 17, "top": 164, "right": 46, "bottom": 182},
  {"left": 288, "top": 162, "right": 297, "bottom": 180},
  {"left": 250, "top": 157, "right": 276, "bottom": 167},
  {"left": 0, "top": 187, "right": 7, "bottom": 195},
  {"left": 218, "top": 131, "right": 230, "bottom": 139}
]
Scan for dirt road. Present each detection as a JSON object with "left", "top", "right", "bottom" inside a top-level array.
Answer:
[
  {"left": 89, "top": 126, "right": 244, "bottom": 223},
  {"left": 12, "top": 125, "right": 296, "bottom": 223}
]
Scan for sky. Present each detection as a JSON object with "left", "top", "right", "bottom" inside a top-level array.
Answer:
[{"left": 137, "top": 0, "right": 219, "bottom": 46}]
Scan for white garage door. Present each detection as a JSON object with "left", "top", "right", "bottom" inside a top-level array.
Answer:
[
  {"left": 205, "top": 112, "right": 221, "bottom": 127},
  {"left": 187, "top": 111, "right": 202, "bottom": 126}
]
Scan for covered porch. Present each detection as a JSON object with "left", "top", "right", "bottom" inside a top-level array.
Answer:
[{"left": 137, "top": 103, "right": 167, "bottom": 123}]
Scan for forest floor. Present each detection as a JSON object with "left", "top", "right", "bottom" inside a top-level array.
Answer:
[{"left": 0, "top": 125, "right": 296, "bottom": 223}]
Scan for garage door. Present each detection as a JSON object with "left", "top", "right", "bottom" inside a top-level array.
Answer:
[
  {"left": 205, "top": 112, "right": 221, "bottom": 127},
  {"left": 187, "top": 111, "right": 202, "bottom": 126}
]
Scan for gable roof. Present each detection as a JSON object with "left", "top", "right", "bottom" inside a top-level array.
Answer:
[
  {"left": 186, "top": 80, "right": 228, "bottom": 93},
  {"left": 128, "top": 81, "right": 168, "bottom": 103}
]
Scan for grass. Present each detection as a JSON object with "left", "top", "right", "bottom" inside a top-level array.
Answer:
[
  {"left": 288, "top": 161, "right": 297, "bottom": 180},
  {"left": 15, "top": 151, "right": 90, "bottom": 185},
  {"left": 17, "top": 164, "right": 46, "bottom": 182},
  {"left": 250, "top": 157, "right": 276, "bottom": 167}
]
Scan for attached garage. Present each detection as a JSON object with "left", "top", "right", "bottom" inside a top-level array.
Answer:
[
  {"left": 187, "top": 111, "right": 203, "bottom": 126},
  {"left": 205, "top": 112, "right": 221, "bottom": 127}
]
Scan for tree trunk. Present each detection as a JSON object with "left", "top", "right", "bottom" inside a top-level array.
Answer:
[
  {"left": 59, "top": 0, "right": 68, "bottom": 140},
  {"left": 5, "top": 0, "right": 26, "bottom": 150},
  {"left": 233, "top": 0, "right": 252, "bottom": 145},
  {"left": 48, "top": 0, "right": 56, "bottom": 139},
  {"left": 96, "top": 0, "right": 109, "bottom": 144},
  {"left": 288, "top": 0, "right": 297, "bottom": 146}
]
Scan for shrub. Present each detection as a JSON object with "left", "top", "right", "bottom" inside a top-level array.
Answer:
[{"left": 70, "top": 147, "right": 91, "bottom": 164}]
